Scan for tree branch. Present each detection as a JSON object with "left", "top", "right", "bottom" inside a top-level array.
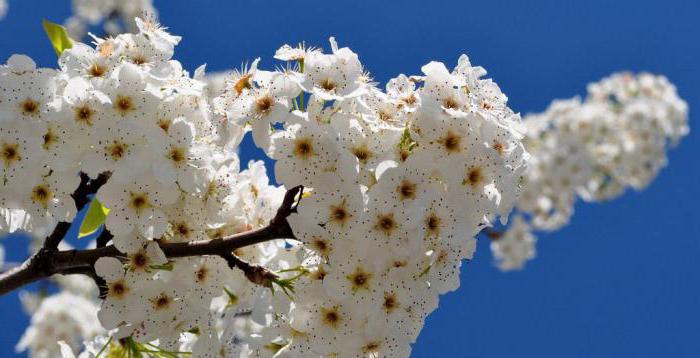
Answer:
[
  {"left": 0, "top": 185, "right": 303, "bottom": 297},
  {"left": 221, "top": 252, "right": 277, "bottom": 288}
]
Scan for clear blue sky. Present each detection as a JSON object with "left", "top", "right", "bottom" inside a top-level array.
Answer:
[{"left": 1, "top": 0, "right": 699, "bottom": 356}]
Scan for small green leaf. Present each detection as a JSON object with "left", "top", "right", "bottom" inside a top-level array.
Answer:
[
  {"left": 150, "top": 262, "right": 174, "bottom": 271},
  {"left": 224, "top": 287, "right": 239, "bottom": 308},
  {"left": 42, "top": 19, "right": 73, "bottom": 56},
  {"left": 79, "top": 198, "right": 110, "bottom": 239}
]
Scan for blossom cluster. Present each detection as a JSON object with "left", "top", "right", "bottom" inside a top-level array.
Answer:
[
  {"left": 490, "top": 72, "right": 688, "bottom": 271},
  {"left": 65, "top": 0, "right": 156, "bottom": 40},
  {"left": 17, "top": 290, "right": 103, "bottom": 356},
  {"left": 0, "top": 19, "right": 291, "bottom": 357},
  {"left": 208, "top": 38, "right": 528, "bottom": 356},
  {"left": 0, "top": 17, "right": 531, "bottom": 356}
]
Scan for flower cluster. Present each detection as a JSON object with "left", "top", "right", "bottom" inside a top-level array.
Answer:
[
  {"left": 491, "top": 72, "right": 688, "bottom": 270},
  {"left": 0, "top": 19, "right": 294, "bottom": 357},
  {"left": 209, "top": 38, "right": 528, "bottom": 357},
  {"left": 17, "top": 291, "right": 103, "bottom": 357},
  {"left": 65, "top": 0, "right": 156, "bottom": 39}
]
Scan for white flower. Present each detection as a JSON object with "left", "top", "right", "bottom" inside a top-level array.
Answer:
[
  {"left": 269, "top": 115, "right": 338, "bottom": 187},
  {"left": 80, "top": 120, "right": 151, "bottom": 181},
  {"left": 491, "top": 215, "right": 536, "bottom": 271},
  {"left": 94, "top": 257, "right": 145, "bottom": 330},
  {"left": 97, "top": 174, "right": 178, "bottom": 238},
  {"left": 6, "top": 167, "right": 80, "bottom": 229},
  {"left": 300, "top": 38, "right": 366, "bottom": 101}
]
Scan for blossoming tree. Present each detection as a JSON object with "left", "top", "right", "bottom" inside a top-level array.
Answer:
[{"left": 0, "top": 14, "right": 687, "bottom": 358}]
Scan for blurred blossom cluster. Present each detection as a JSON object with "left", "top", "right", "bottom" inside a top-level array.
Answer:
[{"left": 491, "top": 72, "right": 688, "bottom": 271}]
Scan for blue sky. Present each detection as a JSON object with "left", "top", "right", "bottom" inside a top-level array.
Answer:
[{"left": 1, "top": 0, "right": 699, "bottom": 356}]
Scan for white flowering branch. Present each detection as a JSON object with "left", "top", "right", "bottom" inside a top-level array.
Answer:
[{"left": 0, "top": 185, "right": 303, "bottom": 296}]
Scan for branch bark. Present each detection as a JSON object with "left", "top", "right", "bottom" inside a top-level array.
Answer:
[{"left": 0, "top": 185, "right": 303, "bottom": 297}]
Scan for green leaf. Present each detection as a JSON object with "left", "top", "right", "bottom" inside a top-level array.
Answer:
[
  {"left": 150, "top": 262, "right": 174, "bottom": 271},
  {"left": 42, "top": 19, "right": 73, "bottom": 56},
  {"left": 224, "top": 287, "right": 239, "bottom": 308},
  {"left": 79, "top": 198, "right": 110, "bottom": 239}
]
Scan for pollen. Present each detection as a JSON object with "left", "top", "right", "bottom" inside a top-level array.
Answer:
[
  {"left": 362, "top": 341, "right": 382, "bottom": 354},
  {"left": 195, "top": 266, "right": 209, "bottom": 283},
  {"left": 108, "top": 280, "right": 129, "bottom": 299},
  {"left": 346, "top": 266, "right": 372, "bottom": 292},
  {"left": 255, "top": 95, "right": 274, "bottom": 115},
  {"left": 351, "top": 145, "right": 372, "bottom": 164},
  {"left": 20, "top": 99, "right": 40, "bottom": 117},
  {"left": 402, "top": 94, "right": 417, "bottom": 105},
  {"left": 114, "top": 95, "right": 134, "bottom": 115},
  {"left": 168, "top": 147, "right": 186, "bottom": 164},
  {"left": 492, "top": 140, "right": 505, "bottom": 154},
  {"left": 75, "top": 105, "right": 95, "bottom": 126},
  {"left": 97, "top": 42, "right": 114, "bottom": 58},
  {"left": 311, "top": 266, "right": 327, "bottom": 281},
  {"left": 130, "top": 251, "right": 150, "bottom": 271},
  {"left": 174, "top": 222, "right": 191, "bottom": 238},
  {"left": 438, "top": 130, "right": 461, "bottom": 153},
  {"left": 329, "top": 200, "right": 351, "bottom": 226},
  {"left": 131, "top": 55, "right": 148, "bottom": 65},
  {"left": 1, "top": 143, "right": 21, "bottom": 167},
  {"left": 152, "top": 293, "right": 172, "bottom": 310},
  {"left": 321, "top": 306, "right": 342, "bottom": 328},
  {"left": 442, "top": 97, "right": 459, "bottom": 110},
  {"left": 425, "top": 212, "right": 441, "bottom": 236},
  {"left": 128, "top": 192, "right": 150, "bottom": 213},
  {"left": 293, "top": 138, "right": 314, "bottom": 159},
  {"left": 31, "top": 184, "right": 53, "bottom": 208},
  {"left": 311, "top": 236, "right": 330, "bottom": 256},
  {"left": 435, "top": 249, "right": 449, "bottom": 264},
  {"left": 374, "top": 213, "right": 397, "bottom": 236},
  {"left": 463, "top": 166, "right": 484, "bottom": 187},
  {"left": 105, "top": 140, "right": 128, "bottom": 161},
  {"left": 88, "top": 63, "right": 106, "bottom": 77},
  {"left": 377, "top": 110, "right": 393, "bottom": 122},
  {"left": 42, "top": 128, "right": 58, "bottom": 150},
  {"left": 383, "top": 292, "right": 399, "bottom": 313},
  {"left": 157, "top": 118, "right": 172, "bottom": 132},
  {"left": 397, "top": 180, "right": 417, "bottom": 200},
  {"left": 233, "top": 74, "right": 252, "bottom": 95},
  {"left": 319, "top": 78, "right": 337, "bottom": 92}
]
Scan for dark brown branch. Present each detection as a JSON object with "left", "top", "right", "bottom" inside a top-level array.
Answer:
[
  {"left": 222, "top": 252, "right": 277, "bottom": 288},
  {"left": 0, "top": 185, "right": 304, "bottom": 296}
]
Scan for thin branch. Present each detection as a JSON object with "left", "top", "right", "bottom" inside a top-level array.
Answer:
[
  {"left": 0, "top": 185, "right": 304, "bottom": 297},
  {"left": 221, "top": 252, "right": 277, "bottom": 288}
]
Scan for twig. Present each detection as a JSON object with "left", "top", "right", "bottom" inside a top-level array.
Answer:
[
  {"left": 221, "top": 252, "right": 277, "bottom": 288},
  {"left": 0, "top": 185, "right": 304, "bottom": 296}
]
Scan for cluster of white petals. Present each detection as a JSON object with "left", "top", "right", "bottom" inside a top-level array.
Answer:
[
  {"left": 491, "top": 72, "right": 688, "bottom": 271},
  {"left": 1, "top": 18, "right": 530, "bottom": 355},
  {"left": 17, "top": 291, "right": 103, "bottom": 357},
  {"left": 0, "top": 18, "right": 295, "bottom": 357},
  {"left": 65, "top": 0, "right": 156, "bottom": 39},
  {"left": 208, "top": 38, "right": 528, "bottom": 357}
]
